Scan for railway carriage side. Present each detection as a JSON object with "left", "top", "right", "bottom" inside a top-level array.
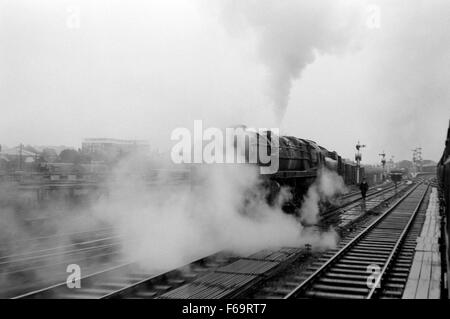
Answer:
[{"left": 437, "top": 120, "right": 450, "bottom": 298}]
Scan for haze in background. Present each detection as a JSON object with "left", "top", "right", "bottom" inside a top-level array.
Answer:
[{"left": 0, "top": 0, "right": 449, "bottom": 163}]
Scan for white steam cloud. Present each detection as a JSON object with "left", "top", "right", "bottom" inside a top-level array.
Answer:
[
  {"left": 218, "top": 0, "right": 366, "bottom": 121},
  {"left": 300, "top": 168, "right": 347, "bottom": 225},
  {"left": 92, "top": 158, "right": 339, "bottom": 272}
]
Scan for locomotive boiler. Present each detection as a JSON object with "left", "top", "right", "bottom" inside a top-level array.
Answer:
[{"left": 239, "top": 129, "right": 366, "bottom": 206}]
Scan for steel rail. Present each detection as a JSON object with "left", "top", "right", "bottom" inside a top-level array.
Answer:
[
  {"left": 284, "top": 182, "right": 423, "bottom": 299},
  {"left": 366, "top": 184, "right": 428, "bottom": 298}
]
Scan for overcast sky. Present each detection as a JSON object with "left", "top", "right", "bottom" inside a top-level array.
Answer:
[{"left": 1, "top": 0, "right": 449, "bottom": 164}]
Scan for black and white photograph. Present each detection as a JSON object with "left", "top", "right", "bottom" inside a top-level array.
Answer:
[{"left": 1, "top": 0, "right": 450, "bottom": 305}]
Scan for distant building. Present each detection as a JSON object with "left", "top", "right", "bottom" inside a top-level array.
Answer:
[
  {"left": 0, "top": 145, "right": 39, "bottom": 171},
  {"left": 0, "top": 155, "right": 9, "bottom": 172},
  {"left": 41, "top": 148, "right": 58, "bottom": 163},
  {"left": 422, "top": 163, "right": 437, "bottom": 174},
  {"left": 81, "top": 138, "right": 150, "bottom": 160}
]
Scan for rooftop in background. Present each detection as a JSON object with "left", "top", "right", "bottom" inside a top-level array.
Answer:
[
  {"left": 82, "top": 138, "right": 149, "bottom": 145},
  {"left": 0, "top": 146, "right": 39, "bottom": 157},
  {"left": 81, "top": 138, "right": 150, "bottom": 158}
]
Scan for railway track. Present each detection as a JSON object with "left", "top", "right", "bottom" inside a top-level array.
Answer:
[
  {"left": 0, "top": 229, "right": 125, "bottom": 298},
  {"left": 0, "top": 227, "right": 115, "bottom": 257},
  {"left": 155, "top": 182, "right": 417, "bottom": 300},
  {"left": 13, "top": 252, "right": 237, "bottom": 299},
  {"left": 244, "top": 182, "right": 429, "bottom": 299},
  {"left": 290, "top": 183, "right": 428, "bottom": 299},
  {"left": 339, "top": 182, "right": 394, "bottom": 203},
  {"left": 320, "top": 182, "right": 410, "bottom": 232},
  {"left": 11, "top": 181, "right": 416, "bottom": 299}
]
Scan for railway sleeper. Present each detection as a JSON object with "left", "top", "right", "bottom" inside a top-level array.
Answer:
[
  {"left": 303, "top": 290, "right": 365, "bottom": 299},
  {"left": 310, "top": 284, "right": 369, "bottom": 294},
  {"left": 317, "top": 278, "right": 367, "bottom": 287},
  {"left": 342, "top": 254, "right": 388, "bottom": 262}
]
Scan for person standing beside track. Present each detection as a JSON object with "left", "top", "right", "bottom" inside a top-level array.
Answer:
[{"left": 360, "top": 178, "right": 369, "bottom": 200}]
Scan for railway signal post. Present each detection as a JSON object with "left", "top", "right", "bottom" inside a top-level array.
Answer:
[
  {"left": 355, "top": 141, "right": 366, "bottom": 184},
  {"left": 378, "top": 152, "right": 387, "bottom": 202},
  {"left": 379, "top": 151, "right": 386, "bottom": 181}
]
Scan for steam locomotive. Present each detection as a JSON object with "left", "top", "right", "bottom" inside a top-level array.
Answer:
[{"left": 241, "top": 130, "right": 382, "bottom": 204}]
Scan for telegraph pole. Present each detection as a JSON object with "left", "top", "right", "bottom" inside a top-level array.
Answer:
[
  {"left": 411, "top": 148, "right": 417, "bottom": 176},
  {"left": 18, "top": 143, "right": 23, "bottom": 171},
  {"left": 416, "top": 147, "right": 422, "bottom": 172},
  {"left": 355, "top": 141, "right": 366, "bottom": 184},
  {"left": 411, "top": 147, "right": 422, "bottom": 175}
]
